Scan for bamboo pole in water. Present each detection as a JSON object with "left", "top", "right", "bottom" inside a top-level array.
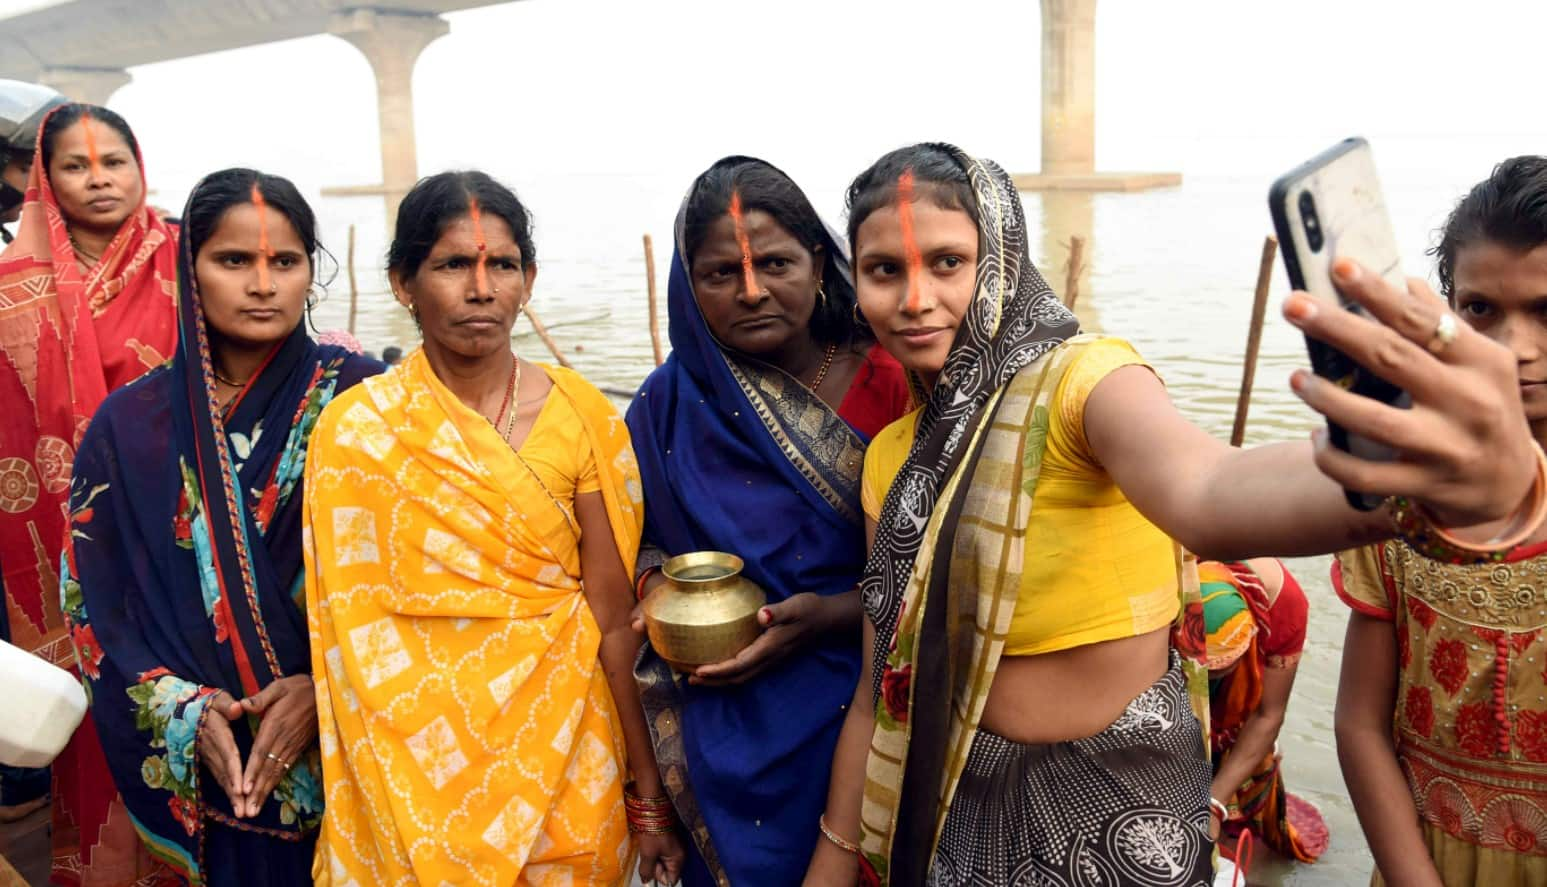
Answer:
[
  {"left": 522, "top": 305, "right": 573, "bottom": 368},
  {"left": 644, "top": 234, "right": 664, "bottom": 365},
  {"left": 1063, "top": 235, "right": 1085, "bottom": 310},
  {"left": 346, "top": 224, "right": 359, "bottom": 335},
  {"left": 1230, "top": 236, "right": 1279, "bottom": 447}
]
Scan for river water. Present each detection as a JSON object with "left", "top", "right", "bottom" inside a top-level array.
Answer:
[{"left": 297, "top": 164, "right": 1493, "bottom": 885}]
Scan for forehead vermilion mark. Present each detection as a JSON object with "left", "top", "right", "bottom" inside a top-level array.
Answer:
[
  {"left": 80, "top": 107, "right": 102, "bottom": 179},
  {"left": 728, "top": 190, "right": 758, "bottom": 298},
  {"left": 250, "top": 183, "right": 273, "bottom": 292},
  {"left": 468, "top": 196, "right": 490, "bottom": 294},
  {"left": 897, "top": 169, "right": 924, "bottom": 312}
]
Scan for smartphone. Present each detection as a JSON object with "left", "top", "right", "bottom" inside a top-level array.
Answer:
[{"left": 1269, "top": 137, "right": 1411, "bottom": 511}]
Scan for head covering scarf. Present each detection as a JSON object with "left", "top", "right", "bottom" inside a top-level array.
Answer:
[
  {"left": 861, "top": 145, "right": 1078, "bottom": 691},
  {"left": 625, "top": 156, "right": 875, "bottom": 886},
  {"left": 0, "top": 105, "right": 177, "bottom": 666},
  {"left": 61, "top": 172, "right": 379, "bottom": 884},
  {"left": 1202, "top": 565, "right": 1259, "bottom": 671},
  {"left": 857, "top": 145, "right": 1081, "bottom": 881}
]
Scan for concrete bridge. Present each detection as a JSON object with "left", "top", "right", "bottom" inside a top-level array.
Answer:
[
  {"left": 0, "top": 0, "right": 1174, "bottom": 220},
  {"left": 0, "top": 0, "right": 508, "bottom": 218}
]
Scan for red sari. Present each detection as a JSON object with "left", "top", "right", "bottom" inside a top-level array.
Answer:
[
  {"left": 837, "top": 343, "right": 913, "bottom": 439},
  {"left": 0, "top": 110, "right": 178, "bottom": 886}
]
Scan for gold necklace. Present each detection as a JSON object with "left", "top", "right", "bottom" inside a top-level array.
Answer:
[
  {"left": 806, "top": 343, "right": 837, "bottom": 390},
  {"left": 494, "top": 354, "right": 522, "bottom": 442}
]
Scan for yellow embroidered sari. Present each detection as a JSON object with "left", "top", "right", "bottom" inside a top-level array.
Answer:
[{"left": 303, "top": 351, "right": 643, "bottom": 886}]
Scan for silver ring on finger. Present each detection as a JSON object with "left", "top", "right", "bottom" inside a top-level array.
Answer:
[{"left": 1426, "top": 311, "right": 1459, "bottom": 355}]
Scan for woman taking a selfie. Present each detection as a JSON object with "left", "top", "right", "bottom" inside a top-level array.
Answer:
[{"left": 806, "top": 143, "right": 1545, "bottom": 886}]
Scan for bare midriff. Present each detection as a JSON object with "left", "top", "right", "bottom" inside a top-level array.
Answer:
[{"left": 979, "top": 626, "right": 1171, "bottom": 744}]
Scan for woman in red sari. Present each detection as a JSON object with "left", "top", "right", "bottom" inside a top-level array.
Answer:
[{"left": 0, "top": 103, "right": 177, "bottom": 886}]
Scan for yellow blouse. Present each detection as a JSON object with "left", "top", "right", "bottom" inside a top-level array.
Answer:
[{"left": 861, "top": 337, "right": 1178, "bottom": 657}]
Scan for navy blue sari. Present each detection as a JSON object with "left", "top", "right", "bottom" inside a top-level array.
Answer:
[
  {"left": 60, "top": 181, "right": 380, "bottom": 884},
  {"left": 627, "top": 159, "right": 886, "bottom": 886}
]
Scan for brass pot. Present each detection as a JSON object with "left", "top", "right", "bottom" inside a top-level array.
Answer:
[{"left": 643, "top": 551, "right": 766, "bottom": 672}]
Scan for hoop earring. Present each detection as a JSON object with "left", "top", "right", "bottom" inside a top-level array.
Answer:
[
  {"left": 816, "top": 282, "right": 828, "bottom": 313},
  {"left": 853, "top": 303, "right": 866, "bottom": 325}
]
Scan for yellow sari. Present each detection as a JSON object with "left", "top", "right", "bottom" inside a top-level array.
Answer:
[{"left": 303, "top": 351, "right": 643, "bottom": 886}]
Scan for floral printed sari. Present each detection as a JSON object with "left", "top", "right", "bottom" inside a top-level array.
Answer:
[{"left": 62, "top": 175, "right": 379, "bottom": 884}]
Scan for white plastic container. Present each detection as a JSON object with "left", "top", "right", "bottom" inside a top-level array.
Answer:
[{"left": 0, "top": 639, "right": 87, "bottom": 768}]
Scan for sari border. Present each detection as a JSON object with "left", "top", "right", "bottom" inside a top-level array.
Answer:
[
  {"left": 726, "top": 356, "right": 864, "bottom": 524},
  {"left": 633, "top": 648, "right": 731, "bottom": 887}
]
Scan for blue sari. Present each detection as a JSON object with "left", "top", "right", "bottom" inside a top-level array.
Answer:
[
  {"left": 60, "top": 180, "right": 381, "bottom": 885},
  {"left": 627, "top": 159, "right": 883, "bottom": 886}
]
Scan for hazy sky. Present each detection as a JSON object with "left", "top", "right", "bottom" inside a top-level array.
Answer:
[{"left": 56, "top": 0, "right": 1539, "bottom": 205}]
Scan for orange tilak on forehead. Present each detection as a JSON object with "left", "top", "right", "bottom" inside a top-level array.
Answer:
[
  {"left": 80, "top": 107, "right": 102, "bottom": 179},
  {"left": 468, "top": 196, "right": 490, "bottom": 293},
  {"left": 897, "top": 169, "right": 925, "bottom": 312},
  {"left": 250, "top": 183, "right": 274, "bottom": 292},
  {"left": 729, "top": 190, "right": 759, "bottom": 298}
]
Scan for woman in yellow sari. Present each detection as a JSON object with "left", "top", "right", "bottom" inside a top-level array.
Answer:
[{"left": 303, "top": 171, "right": 684, "bottom": 886}]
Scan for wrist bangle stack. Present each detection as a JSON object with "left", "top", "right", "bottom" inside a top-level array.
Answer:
[
  {"left": 818, "top": 814, "right": 860, "bottom": 854},
  {"left": 1389, "top": 443, "right": 1547, "bottom": 565},
  {"left": 624, "top": 785, "right": 674, "bottom": 835}
]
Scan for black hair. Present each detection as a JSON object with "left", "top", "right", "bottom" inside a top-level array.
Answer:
[
  {"left": 1431, "top": 156, "right": 1547, "bottom": 301},
  {"left": 387, "top": 170, "right": 536, "bottom": 280},
  {"left": 182, "top": 168, "right": 333, "bottom": 310},
  {"left": 844, "top": 143, "right": 979, "bottom": 253},
  {"left": 683, "top": 156, "right": 862, "bottom": 347},
  {"left": 40, "top": 103, "right": 140, "bottom": 170}
]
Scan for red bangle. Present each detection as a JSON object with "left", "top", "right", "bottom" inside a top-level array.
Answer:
[
  {"left": 624, "top": 784, "right": 675, "bottom": 834},
  {"left": 635, "top": 565, "right": 660, "bottom": 602}
]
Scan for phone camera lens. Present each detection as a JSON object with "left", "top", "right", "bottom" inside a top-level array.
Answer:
[{"left": 1299, "top": 191, "right": 1324, "bottom": 252}]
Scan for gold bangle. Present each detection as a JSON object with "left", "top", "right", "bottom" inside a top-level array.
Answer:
[{"left": 818, "top": 814, "right": 860, "bottom": 854}]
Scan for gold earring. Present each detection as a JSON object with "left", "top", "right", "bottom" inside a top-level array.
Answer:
[
  {"left": 816, "top": 282, "right": 828, "bottom": 312},
  {"left": 853, "top": 303, "right": 865, "bottom": 325}
]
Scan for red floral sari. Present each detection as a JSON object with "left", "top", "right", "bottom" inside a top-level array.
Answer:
[{"left": 0, "top": 108, "right": 178, "bottom": 886}]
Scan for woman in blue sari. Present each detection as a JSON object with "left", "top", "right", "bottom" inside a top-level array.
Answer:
[
  {"left": 61, "top": 168, "right": 381, "bottom": 884},
  {"left": 628, "top": 157, "right": 912, "bottom": 886}
]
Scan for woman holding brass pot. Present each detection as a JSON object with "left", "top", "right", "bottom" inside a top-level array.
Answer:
[{"left": 626, "top": 157, "right": 913, "bottom": 886}]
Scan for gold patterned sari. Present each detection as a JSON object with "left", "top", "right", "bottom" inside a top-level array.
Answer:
[{"left": 304, "top": 351, "right": 643, "bottom": 885}]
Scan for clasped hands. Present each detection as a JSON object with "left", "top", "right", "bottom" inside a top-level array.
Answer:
[{"left": 196, "top": 674, "right": 317, "bottom": 818}]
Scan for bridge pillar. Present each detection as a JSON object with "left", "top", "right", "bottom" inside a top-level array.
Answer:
[
  {"left": 1014, "top": 0, "right": 1179, "bottom": 193},
  {"left": 328, "top": 9, "right": 449, "bottom": 224},
  {"left": 39, "top": 66, "right": 131, "bottom": 106},
  {"left": 1039, "top": 0, "right": 1095, "bottom": 177}
]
